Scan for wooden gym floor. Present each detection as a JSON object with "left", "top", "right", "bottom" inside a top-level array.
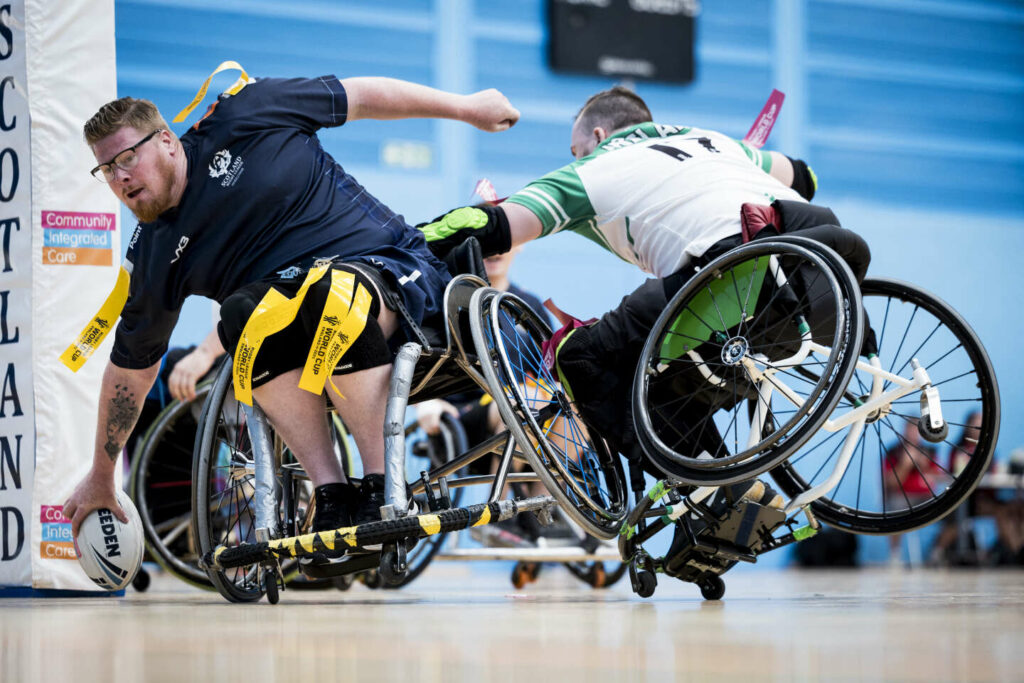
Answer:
[{"left": 2, "top": 565, "right": 1022, "bottom": 682}]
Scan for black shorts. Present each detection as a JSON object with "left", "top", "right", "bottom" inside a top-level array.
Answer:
[{"left": 217, "top": 263, "right": 393, "bottom": 388}]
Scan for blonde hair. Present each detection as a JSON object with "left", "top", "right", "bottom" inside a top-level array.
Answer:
[{"left": 83, "top": 97, "right": 170, "bottom": 145}]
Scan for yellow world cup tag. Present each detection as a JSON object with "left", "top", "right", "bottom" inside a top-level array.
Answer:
[
  {"left": 298, "top": 269, "right": 356, "bottom": 395},
  {"left": 59, "top": 265, "right": 131, "bottom": 372},
  {"left": 173, "top": 60, "right": 254, "bottom": 124},
  {"left": 322, "top": 283, "right": 373, "bottom": 400}
]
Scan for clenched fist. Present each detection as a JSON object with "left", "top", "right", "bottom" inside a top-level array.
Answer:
[{"left": 461, "top": 89, "right": 520, "bottom": 132}]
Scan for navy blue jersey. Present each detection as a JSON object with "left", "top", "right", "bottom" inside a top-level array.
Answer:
[{"left": 112, "top": 76, "right": 449, "bottom": 369}]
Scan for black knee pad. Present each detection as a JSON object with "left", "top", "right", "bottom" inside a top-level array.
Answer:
[{"left": 218, "top": 286, "right": 267, "bottom": 353}]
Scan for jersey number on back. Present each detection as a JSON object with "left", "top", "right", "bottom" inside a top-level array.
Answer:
[{"left": 649, "top": 137, "right": 721, "bottom": 163}]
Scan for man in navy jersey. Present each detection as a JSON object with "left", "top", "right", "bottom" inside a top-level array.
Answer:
[{"left": 63, "top": 75, "right": 520, "bottom": 555}]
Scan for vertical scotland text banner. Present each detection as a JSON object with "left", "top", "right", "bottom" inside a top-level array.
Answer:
[{"left": 0, "top": 0, "right": 33, "bottom": 588}]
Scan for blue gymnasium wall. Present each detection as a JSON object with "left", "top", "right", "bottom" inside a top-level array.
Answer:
[{"left": 116, "top": 1, "right": 1023, "bottom": 564}]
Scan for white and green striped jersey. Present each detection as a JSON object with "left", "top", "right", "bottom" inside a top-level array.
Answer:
[{"left": 504, "top": 123, "right": 806, "bottom": 278}]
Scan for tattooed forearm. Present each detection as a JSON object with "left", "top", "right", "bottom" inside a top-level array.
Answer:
[{"left": 103, "top": 383, "right": 140, "bottom": 462}]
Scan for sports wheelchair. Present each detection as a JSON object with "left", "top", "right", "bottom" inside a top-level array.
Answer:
[
  {"left": 190, "top": 244, "right": 630, "bottom": 603},
  {"left": 619, "top": 235, "right": 999, "bottom": 599}
]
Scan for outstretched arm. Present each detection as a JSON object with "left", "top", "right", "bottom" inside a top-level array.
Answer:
[
  {"left": 63, "top": 359, "right": 160, "bottom": 537},
  {"left": 766, "top": 151, "right": 817, "bottom": 200},
  {"left": 418, "top": 201, "right": 542, "bottom": 259},
  {"left": 340, "top": 77, "right": 520, "bottom": 132}
]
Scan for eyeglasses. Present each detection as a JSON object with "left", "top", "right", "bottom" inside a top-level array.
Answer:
[{"left": 90, "top": 129, "right": 163, "bottom": 182}]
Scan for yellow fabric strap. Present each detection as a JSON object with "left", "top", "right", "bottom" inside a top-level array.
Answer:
[
  {"left": 324, "top": 283, "right": 374, "bottom": 398},
  {"left": 232, "top": 264, "right": 331, "bottom": 405},
  {"left": 172, "top": 60, "right": 254, "bottom": 124},
  {"left": 297, "top": 269, "right": 359, "bottom": 395},
  {"left": 60, "top": 265, "right": 131, "bottom": 372},
  {"left": 309, "top": 280, "right": 373, "bottom": 399}
]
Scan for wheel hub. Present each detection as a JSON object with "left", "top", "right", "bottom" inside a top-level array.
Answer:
[{"left": 720, "top": 336, "right": 749, "bottom": 366}]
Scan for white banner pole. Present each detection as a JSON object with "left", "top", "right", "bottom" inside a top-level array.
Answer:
[{"left": 24, "top": 0, "right": 119, "bottom": 590}]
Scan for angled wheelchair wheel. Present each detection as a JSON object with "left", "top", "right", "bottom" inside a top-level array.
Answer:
[
  {"left": 770, "top": 278, "right": 1000, "bottom": 534},
  {"left": 633, "top": 238, "right": 864, "bottom": 486},
  {"left": 129, "top": 381, "right": 215, "bottom": 589},
  {"left": 470, "top": 289, "right": 629, "bottom": 540}
]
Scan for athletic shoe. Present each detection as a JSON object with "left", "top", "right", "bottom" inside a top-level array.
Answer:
[
  {"left": 347, "top": 473, "right": 387, "bottom": 552},
  {"left": 300, "top": 482, "right": 359, "bottom": 572},
  {"left": 354, "top": 474, "right": 386, "bottom": 526},
  {"left": 311, "top": 482, "right": 359, "bottom": 533}
]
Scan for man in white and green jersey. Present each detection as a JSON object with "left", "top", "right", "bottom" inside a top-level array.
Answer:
[
  {"left": 421, "top": 86, "right": 869, "bottom": 464},
  {"left": 502, "top": 120, "right": 807, "bottom": 278}
]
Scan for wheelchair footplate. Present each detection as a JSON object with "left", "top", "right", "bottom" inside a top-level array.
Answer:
[
  {"left": 619, "top": 480, "right": 819, "bottom": 601},
  {"left": 200, "top": 495, "right": 558, "bottom": 601}
]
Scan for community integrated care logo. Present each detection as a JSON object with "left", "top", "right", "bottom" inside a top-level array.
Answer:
[
  {"left": 208, "top": 149, "right": 244, "bottom": 187},
  {"left": 40, "top": 505, "right": 76, "bottom": 560},
  {"left": 41, "top": 210, "right": 115, "bottom": 266}
]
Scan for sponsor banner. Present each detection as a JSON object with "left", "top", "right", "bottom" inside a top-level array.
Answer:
[
  {"left": 26, "top": 0, "right": 120, "bottom": 590},
  {"left": 41, "top": 210, "right": 116, "bottom": 231},
  {"left": 41, "top": 211, "right": 115, "bottom": 266},
  {"left": 0, "top": 0, "right": 35, "bottom": 589},
  {"left": 41, "top": 246, "right": 112, "bottom": 266}
]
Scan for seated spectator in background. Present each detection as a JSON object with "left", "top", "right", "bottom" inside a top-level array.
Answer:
[
  {"left": 884, "top": 419, "right": 941, "bottom": 564},
  {"left": 930, "top": 412, "right": 1024, "bottom": 565}
]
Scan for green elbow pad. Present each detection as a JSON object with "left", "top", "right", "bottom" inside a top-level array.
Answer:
[
  {"left": 418, "top": 204, "right": 511, "bottom": 258},
  {"left": 420, "top": 207, "right": 490, "bottom": 242}
]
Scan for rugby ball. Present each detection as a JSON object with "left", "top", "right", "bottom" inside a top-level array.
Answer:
[{"left": 74, "top": 490, "right": 144, "bottom": 591}]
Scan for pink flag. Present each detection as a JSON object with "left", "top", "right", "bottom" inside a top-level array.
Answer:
[
  {"left": 473, "top": 178, "right": 498, "bottom": 203},
  {"left": 743, "top": 89, "right": 785, "bottom": 149}
]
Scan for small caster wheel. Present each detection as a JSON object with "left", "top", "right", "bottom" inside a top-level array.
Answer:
[
  {"left": 699, "top": 574, "right": 725, "bottom": 601},
  {"left": 131, "top": 567, "right": 151, "bottom": 592},
  {"left": 511, "top": 561, "right": 541, "bottom": 589},
  {"left": 379, "top": 542, "right": 408, "bottom": 586},
  {"left": 628, "top": 557, "right": 657, "bottom": 598},
  {"left": 264, "top": 568, "right": 280, "bottom": 605},
  {"left": 918, "top": 418, "right": 949, "bottom": 444}
]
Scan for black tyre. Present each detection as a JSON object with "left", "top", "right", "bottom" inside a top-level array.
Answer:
[
  {"left": 699, "top": 574, "right": 725, "bottom": 600},
  {"left": 770, "top": 278, "right": 999, "bottom": 534},
  {"left": 129, "top": 382, "right": 214, "bottom": 589},
  {"left": 470, "top": 289, "right": 629, "bottom": 540},
  {"left": 633, "top": 239, "right": 864, "bottom": 485}
]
